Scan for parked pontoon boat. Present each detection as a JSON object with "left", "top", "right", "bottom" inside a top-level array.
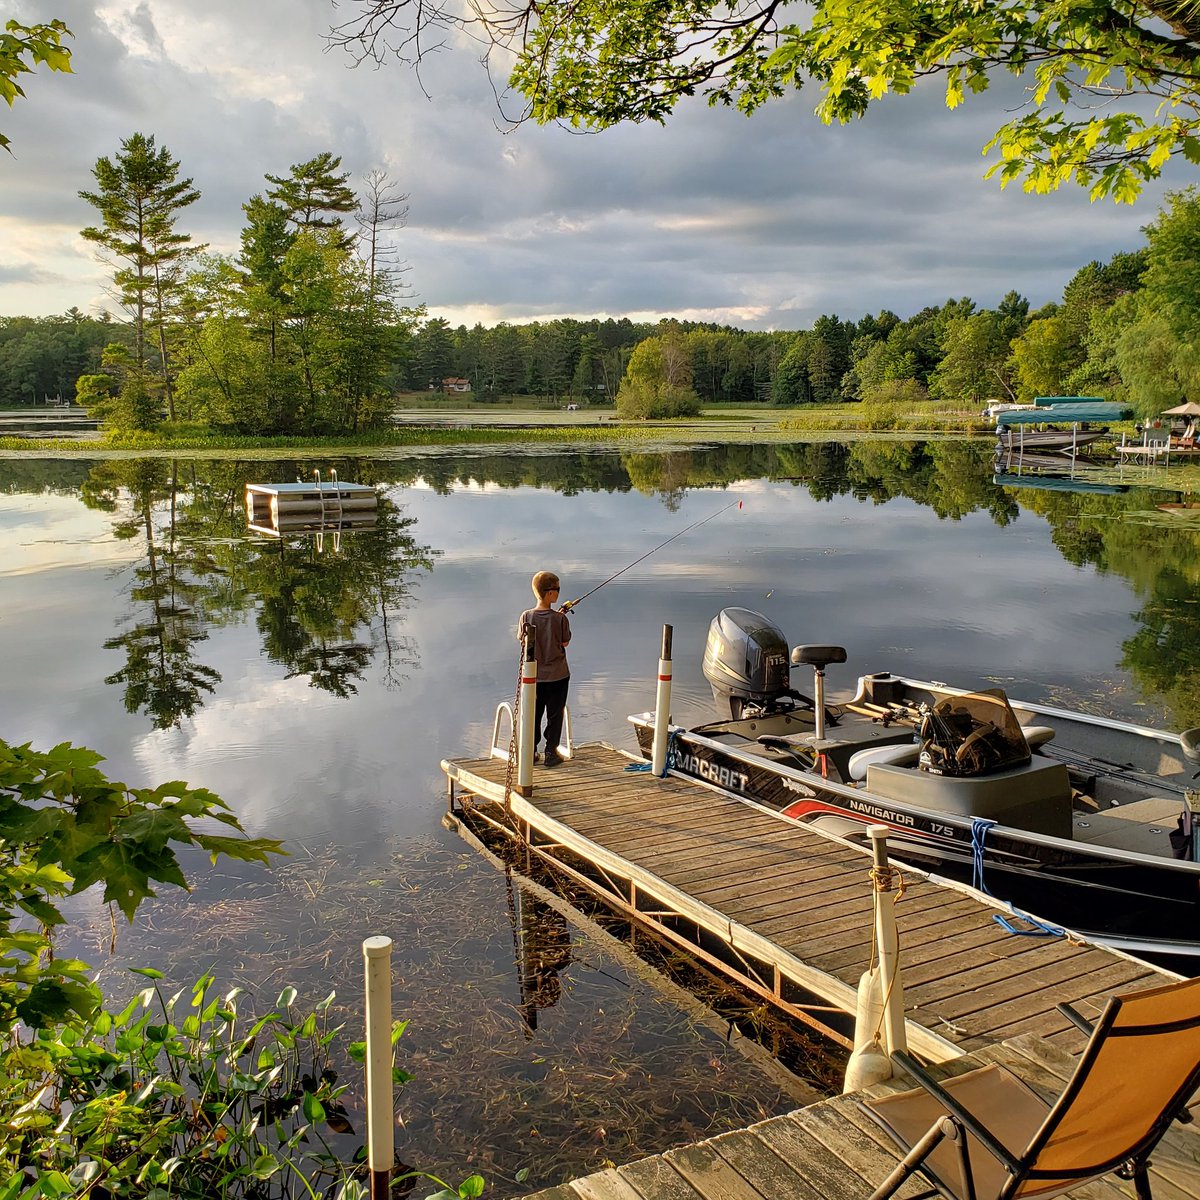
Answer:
[{"left": 629, "top": 608, "right": 1200, "bottom": 966}]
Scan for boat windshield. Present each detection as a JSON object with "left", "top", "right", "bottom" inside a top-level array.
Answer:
[{"left": 918, "top": 689, "right": 1032, "bottom": 777}]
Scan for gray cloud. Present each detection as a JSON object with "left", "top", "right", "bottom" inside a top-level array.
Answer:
[{"left": 0, "top": 0, "right": 1189, "bottom": 330}]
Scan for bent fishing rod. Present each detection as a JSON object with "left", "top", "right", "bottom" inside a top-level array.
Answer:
[{"left": 559, "top": 497, "right": 742, "bottom": 613}]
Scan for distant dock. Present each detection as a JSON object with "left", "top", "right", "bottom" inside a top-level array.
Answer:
[{"left": 244, "top": 479, "right": 377, "bottom": 536}]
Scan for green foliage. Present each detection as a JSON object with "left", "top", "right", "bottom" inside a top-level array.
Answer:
[
  {"left": 0, "top": 736, "right": 480, "bottom": 1197},
  {"left": 78, "top": 131, "right": 203, "bottom": 425},
  {"left": 929, "top": 308, "right": 1023, "bottom": 404},
  {"left": 4, "top": 973, "right": 383, "bottom": 1199},
  {"left": 478, "top": 0, "right": 1200, "bottom": 200},
  {"left": 266, "top": 153, "right": 358, "bottom": 251},
  {"left": 615, "top": 330, "right": 702, "bottom": 418},
  {"left": 0, "top": 312, "right": 127, "bottom": 405},
  {"left": 0, "top": 738, "right": 283, "bottom": 1032},
  {"left": 1010, "top": 313, "right": 1077, "bottom": 400},
  {"left": 0, "top": 19, "right": 72, "bottom": 152}
]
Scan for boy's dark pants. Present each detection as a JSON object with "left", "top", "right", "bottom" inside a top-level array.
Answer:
[{"left": 535, "top": 677, "right": 570, "bottom": 755}]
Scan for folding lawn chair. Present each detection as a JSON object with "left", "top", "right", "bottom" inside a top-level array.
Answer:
[{"left": 862, "top": 974, "right": 1200, "bottom": 1200}]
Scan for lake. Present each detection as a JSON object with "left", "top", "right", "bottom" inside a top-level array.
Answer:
[{"left": 2, "top": 438, "right": 1197, "bottom": 1192}]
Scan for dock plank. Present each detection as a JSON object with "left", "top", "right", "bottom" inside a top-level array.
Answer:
[
  {"left": 571, "top": 1171, "right": 654, "bottom": 1200},
  {"left": 617, "top": 1158, "right": 707, "bottom": 1200},
  {"left": 661, "top": 1140, "right": 769, "bottom": 1200},
  {"left": 445, "top": 743, "right": 1177, "bottom": 1069},
  {"left": 704, "top": 1128, "right": 824, "bottom": 1200}
]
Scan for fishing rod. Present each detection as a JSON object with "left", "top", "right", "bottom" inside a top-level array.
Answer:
[{"left": 560, "top": 498, "right": 743, "bottom": 613}]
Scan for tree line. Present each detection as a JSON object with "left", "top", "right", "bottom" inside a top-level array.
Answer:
[{"left": 6, "top": 127, "right": 1200, "bottom": 427}]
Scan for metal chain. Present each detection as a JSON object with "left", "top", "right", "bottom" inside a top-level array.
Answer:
[{"left": 502, "top": 637, "right": 525, "bottom": 822}]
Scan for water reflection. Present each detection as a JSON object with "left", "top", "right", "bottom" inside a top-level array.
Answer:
[
  {"left": 7, "top": 441, "right": 1198, "bottom": 726},
  {"left": 5, "top": 439, "right": 1200, "bottom": 1191},
  {"left": 7, "top": 439, "right": 1200, "bottom": 735},
  {"left": 510, "top": 886, "right": 574, "bottom": 1035},
  {"left": 71, "top": 459, "right": 436, "bottom": 723}
]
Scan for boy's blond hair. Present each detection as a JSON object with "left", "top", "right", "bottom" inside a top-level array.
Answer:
[{"left": 531, "top": 570, "right": 560, "bottom": 600}]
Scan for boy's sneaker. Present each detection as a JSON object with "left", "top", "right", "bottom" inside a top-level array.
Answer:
[
  {"left": 533, "top": 750, "right": 542, "bottom": 763},
  {"left": 543, "top": 753, "right": 563, "bottom": 768}
]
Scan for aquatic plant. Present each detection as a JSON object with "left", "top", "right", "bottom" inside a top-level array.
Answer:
[{"left": 0, "top": 739, "right": 481, "bottom": 1198}]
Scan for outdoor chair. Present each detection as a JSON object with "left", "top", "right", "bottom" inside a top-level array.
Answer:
[{"left": 861, "top": 974, "right": 1200, "bottom": 1200}]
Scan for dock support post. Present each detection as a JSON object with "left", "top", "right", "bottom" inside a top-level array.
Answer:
[
  {"left": 870, "top": 825, "right": 908, "bottom": 1058},
  {"left": 845, "top": 826, "right": 908, "bottom": 1092},
  {"left": 652, "top": 624, "right": 674, "bottom": 776},
  {"left": 517, "top": 634, "right": 536, "bottom": 796},
  {"left": 363, "top": 936, "right": 395, "bottom": 1200}
]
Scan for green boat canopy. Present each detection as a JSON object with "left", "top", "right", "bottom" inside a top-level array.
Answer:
[
  {"left": 993, "top": 473, "right": 1126, "bottom": 495},
  {"left": 997, "top": 401, "right": 1132, "bottom": 426}
]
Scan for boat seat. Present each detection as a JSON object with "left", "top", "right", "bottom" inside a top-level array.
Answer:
[
  {"left": 865, "top": 757, "right": 1073, "bottom": 838},
  {"left": 848, "top": 741, "right": 921, "bottom": 782},
  {"left": 1023, "top": 725, "right": 1055, "bottom": 749}
]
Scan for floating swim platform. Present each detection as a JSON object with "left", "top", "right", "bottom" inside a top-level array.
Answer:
[{"left": 244, "top": 480, "right": 378, "bottom": 536}]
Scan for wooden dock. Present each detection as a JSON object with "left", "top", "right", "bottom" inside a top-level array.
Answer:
[
  {"left": 441, "top": 739, "right": 1200, "bottom": 1200},
  {"left": 440, "top": 741, "right": 1196, "bottom": 1199},
  {"left": 519, "top": 1031, "right": 1200, "bottom": 1200},
  {"left": 442, "top": 742, "right": 1171, "bottom": 1062}
]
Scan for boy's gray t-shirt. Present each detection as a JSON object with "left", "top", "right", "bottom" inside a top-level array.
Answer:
[{"left": 517, "top": 608, "right": 571, "bottom": 682}]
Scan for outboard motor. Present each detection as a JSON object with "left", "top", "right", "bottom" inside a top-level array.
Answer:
[{"left": 703, "top": 608, "right": 793, "bottom": 718}]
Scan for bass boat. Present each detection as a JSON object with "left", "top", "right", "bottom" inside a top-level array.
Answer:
[{"left": 629, "top": 608, "right": 1200, "bottom": 967}]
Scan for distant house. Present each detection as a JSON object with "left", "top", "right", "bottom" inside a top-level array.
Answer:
[{"left": 443, "top": 377, "right": 471, "bottom": 393}]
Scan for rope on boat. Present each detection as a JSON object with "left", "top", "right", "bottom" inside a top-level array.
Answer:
[
  {"left": 970, "top": 817, "right": 996, "bottom": 894},
  {"left": 971, "top": 816, "right": 1063, "bottom": 937},
  {"left": 863, "top": 860, "right": 906, "bottom": 1048},
  {"left": 624, "top": 729, "right": 680, "bottom": 776}
]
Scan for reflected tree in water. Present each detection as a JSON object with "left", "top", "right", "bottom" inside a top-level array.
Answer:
[
  {"left": 81, "top": 458, "right": 436, "bottom": 721},
  {"left": 41, "top": 443, "right": 1200, "bottom": 730},
  {"left": 83, "top": 460, "right": 222, "bottom": 728}
]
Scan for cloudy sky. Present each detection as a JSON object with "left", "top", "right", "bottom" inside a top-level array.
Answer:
[{"left": 2, "top": 0, "right": 1193, "bottom": 332}]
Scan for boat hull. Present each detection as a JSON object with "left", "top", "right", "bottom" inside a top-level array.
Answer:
[
  {"left": 629, "top": 698, "right": 1200, "bottom": 967},
  {"left": 995, "top": 428, "right": 1107, "bottom": 453}
]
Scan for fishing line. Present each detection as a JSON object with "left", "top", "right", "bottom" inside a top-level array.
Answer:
[{"left": 561, "top": 497, "right": 743, "bottom": 612}]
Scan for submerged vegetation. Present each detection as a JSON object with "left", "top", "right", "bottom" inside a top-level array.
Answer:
[{"left": 0, "top": 739, "right": 485, "bottom": 1198}]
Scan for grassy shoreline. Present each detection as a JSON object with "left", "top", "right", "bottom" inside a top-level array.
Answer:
[{"left": 0, "top": 400, "right": 1016, "bottom": 456}]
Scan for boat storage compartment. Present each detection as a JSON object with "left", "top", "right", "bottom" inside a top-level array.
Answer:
[{"left": 865, "top": 758, "right": 1073, "bottom": 838}]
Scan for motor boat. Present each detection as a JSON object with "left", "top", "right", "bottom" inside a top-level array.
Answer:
[{"left": 628, "top": 608, "right": 1200, "bottom": 967}]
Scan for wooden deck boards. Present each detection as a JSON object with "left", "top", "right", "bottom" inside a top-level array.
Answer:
[
  {"left": 441, "top": 741, "right": 1190, "bottom": 1198},
  {"left": 521, "top": 1034, "right": 1200, "bottom": 1200},
  {"left": 443, "top": 743, "right": 1169, "bottom": 1060}
]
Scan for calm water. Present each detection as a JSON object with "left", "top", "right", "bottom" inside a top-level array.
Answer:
[{"left": 2, "top": 440, "right": 1198, "bottom": 1191}]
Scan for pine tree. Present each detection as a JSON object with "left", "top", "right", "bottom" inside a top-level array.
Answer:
[
  {"left": 79, "top": 132, "right": 202, "bottom": 424},
  {"left": 265, "top": 152, "right": 357, "bottom": 251}
]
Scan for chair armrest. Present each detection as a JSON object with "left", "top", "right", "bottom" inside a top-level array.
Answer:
[
  {"left": 892, "top": 1052, "right": 1026, "bottom": 1175},
  {"left": 1055, "top": 1001, "right": 1095, "bottom": 1036}
]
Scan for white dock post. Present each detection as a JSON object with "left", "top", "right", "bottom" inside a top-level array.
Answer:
[
  {"left": 651, "top": 624, "right": 673, "bottom": 776},
  {"left": 869, "top": 825, "right": 908, "bottom": 1057},
  {"left": 517, "top": 633, "right": 537, "bottom": 796},
  {"left": 844, "top": 825, "right": 908, "bottom": 1092},
  {"left": 363, "top": 935, "right": 394, "bottom": 1200}
]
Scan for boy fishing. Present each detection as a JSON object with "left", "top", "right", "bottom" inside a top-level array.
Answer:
[{"left": 517, "top": 571, "right": 572, "bottom": 767}]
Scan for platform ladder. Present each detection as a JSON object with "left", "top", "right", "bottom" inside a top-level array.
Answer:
[{"left": 311, "top": 468, "right": 345, "bottom": 524}]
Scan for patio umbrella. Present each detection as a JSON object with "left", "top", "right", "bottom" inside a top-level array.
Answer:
[{"left": 1162, "top": 402, "right": 1200, "bottom": 415}]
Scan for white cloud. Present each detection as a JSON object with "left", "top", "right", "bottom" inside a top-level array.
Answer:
[{"left": 0, "top": 0, "right": 1188, "bottom": 330}]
